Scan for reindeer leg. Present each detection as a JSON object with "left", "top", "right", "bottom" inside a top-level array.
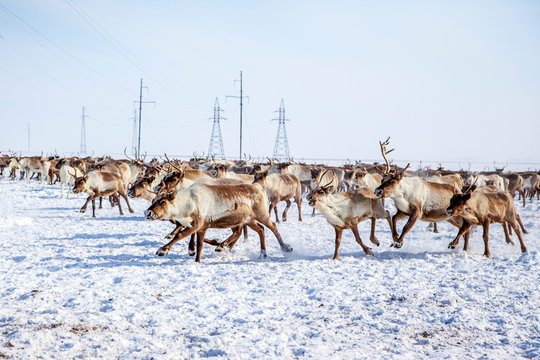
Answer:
[
  {"left": 515, "top": 214, "right": 528, "bottom": 234},
  {"left": 394, "top": 209, "right": 420, "bottom": 248},
  {"left": 166, "top": 220, "right": 183, "bottom": 239},
  {"left": 463, "top": 229, "right": 470, "bottom": 251},
  {"left": 502, "top": 223, "right": 514, "bottom": 245},
  {"left": 246, "top": 221, "right": 267, "bottom": 259},
  {"left": 481, "top": 221, "right": 491, "bottom": 258},
  {"left": 216, "top": 226, "right": 243, "bottom": 252},
  {"left": 99, "top": 196, "right": 103, "bottom": 209},
  {"left": 113, "top": 194, "right": 123, "bottom": 215},
  {"left": 369, "top": 218, "right": 380, "bottom": 246},
  {"left": 448, "top": 222, "right": 471, "bottom": 249},
  {"left": 243, "top": 225, "right": 248, "bottom": 242},
  {"left": 118, "top": 189, "right": 135, "bottom": 213},
  {"left": 391, "top": 210, "right": 408, "bottom": 243},
  {"left": 259, "top": 217, "right": 292, "bottom": 253},
  {"left": 351, "top": 225, "right": 373, "bottom": 256},
  {"left": 91, "top": 198, "right": 96, "bottom": 218},
  {"left": 158, "top": 223, "right": 200, "bottom": 256},
  {"left": 296, "top": 195, "right": 303, "bottom": 222},
  {"left": 195, "top": 230, "right": 207, "bottom": 263},
  {"left": 332, "top": 227, "right": 343, "bottom": 260},
  {"left": 187, "top": 234, "right": 196, "bottom": 256},
  {"left": 269, "top": 202, "right": 280, "bottom": 223},
  {"left": 509, "top": 219, "right": 527, "bottom": 253},
  {"left": 433, "top": 222, "right": 439, "bottom": 233},
  {"left": 282, "top": 199, "right": 292, "bottom": 222}
]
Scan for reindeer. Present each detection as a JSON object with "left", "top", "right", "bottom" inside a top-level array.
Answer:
[
  {"left": 275, "top": 162, "right": 313, "bottom": 194},
  {"left": 373, "top": 137, "right": 462, "bottom": 248},
  {"left": 8, "top": 157, "right": 20, "bottom": 180},
  {"left": 144, "top": 183, "right": 293, "bottom": 263},
  {"left": 209, "top": 163, "right": 254, "bottom": 183},
  {"left": 72, "top": 170, "right": 135, "bottom": 217},
  {"left": 307, "top": 182, "right": 392, "bottom": 259},
  {"left": 252, "top": 170, "right": 303, "bottom": 223},
  {"left": 59, "top": 161, "right": 84, "bottom": 198},
  {"left": 445, "top": 184, "right": 528, "bottom": 257}
]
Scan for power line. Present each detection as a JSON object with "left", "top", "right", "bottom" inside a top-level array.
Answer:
[
  {"left": 226, "top": 71, "right": 249, "bottom": 161},
  {"left": 63, "top": 0, "right": 203, "bottom": 111},
  {"left": 0, "top": 1, "right": 133, "bottom": 94}
]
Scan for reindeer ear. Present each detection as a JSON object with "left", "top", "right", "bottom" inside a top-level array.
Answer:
[{"left": 324, "top": 185, "right": 334, "bottom": 194}]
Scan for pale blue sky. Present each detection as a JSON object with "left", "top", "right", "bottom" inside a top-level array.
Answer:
[{"left": 1, "top": 0, "right": 539, "bottom": 166}]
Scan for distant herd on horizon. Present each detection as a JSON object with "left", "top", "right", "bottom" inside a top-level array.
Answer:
[{"left": 1, "top": 138, "right": 538, "bottom": 263}]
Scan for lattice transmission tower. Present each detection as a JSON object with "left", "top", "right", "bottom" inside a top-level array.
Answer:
[
  {"left": 207, "top": 97, "right": 226, "bottom": 159},
  {"left": 80, "top": 106, "right": 88, "bottom": 155},
  {"left": 272, "top": 99, "right": 290, "bottom": 160}
]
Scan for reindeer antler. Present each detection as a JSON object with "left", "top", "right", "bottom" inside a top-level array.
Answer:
[
  {"left": 379, "top": 137, "right": 394, "bottom": 174},
  {"left": 164, "top": 153, "right": 184, "bottom": 173},
  {"left": 463, "top": 176, "right": 478, "bottom": 195}
]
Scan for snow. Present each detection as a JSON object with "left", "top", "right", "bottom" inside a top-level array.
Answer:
[{"left": 0, "top": 177, "right": 538, "bottom": 359}]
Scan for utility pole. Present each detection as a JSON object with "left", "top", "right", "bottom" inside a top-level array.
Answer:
[
  {"left": 134, "top": 78, "right": 155, "bottom": 160},
  {"left": 272, "top": 99, "right": 290, "bottom": 160},
  {"left": 130, "top": 107, "right": 138, "bottom": 157},
  {"left": 226, "top": 71, "right": 249, "bottom": 161},
  {"left": 207, "top": 97, "right": 226, "bottom": 159},
  {"left": 80, "top": 106, "right": 88, "bottom": 155}
]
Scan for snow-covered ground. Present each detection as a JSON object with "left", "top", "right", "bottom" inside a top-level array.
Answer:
[{"left": 0, "top": 177, "right": 538, "bottom": 359}]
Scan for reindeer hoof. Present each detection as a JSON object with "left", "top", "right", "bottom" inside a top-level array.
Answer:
[
  {"left": 165, "top": 234, "right": 173, "bottom": 239},
  {"left": 370, "top": 238, "right": 380, "bottom": 247},
  {"left": 391, "top": 241, "right": 402, "bottom": 249},
  {"left": 365, "top": 249, "right": 374, "bottom": 256},
  {"left": 80, "top": 208, "right": 86, "bottom": 213},
  {"left": 129, "top": 209, "right": 135, "bottom": 214},
  {"left": 156, "top": 247, "right": 169, "bottom": 256},
  {"left": 281, "top": 244, "right": 293, "bottom": 253},
  {"left": 188, "top": 249, "right": 196, "bottom": 256},
  {"left": 259, "top": 250, "right": 268, "bottom": 259},
  {"left": 448, "top": 243, "right": 456, "bottom": 249},
  {"left": 215, "top": 246, "right": 224, "bottom": 253}
]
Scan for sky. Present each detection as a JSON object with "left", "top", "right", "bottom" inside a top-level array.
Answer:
[{"left": 0, "top": 0, "right": 539, "bottom": 168}]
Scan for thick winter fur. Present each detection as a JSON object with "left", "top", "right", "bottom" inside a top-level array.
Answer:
[
  {"left": 446, "top": 187, "right": 527, "bottom": 257},
  {"left": 253, "top": 170, "right": 303, "bottom": 223},
  {"left": 374, "top": 174, "right": 462, "bottom": 248},
  {"left": 59, "top": 164, "right": 84, "bottom": 198},
  {"left": 72, "top": 171, "right": 134, "bottom": 217},
  {"left": 307, "top": 186, "right": 392, "bottom": 259},
  {"left": 144, "top": 183, "right": 293, "bottom": 262}
]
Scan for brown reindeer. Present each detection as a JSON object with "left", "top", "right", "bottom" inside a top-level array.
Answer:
[
  {"left": 252, "top": 170, "right": 303, "bottom": 223},
  {"left": 373, "top": 138, "right": 462, "bottom": 248},
  {"left": 307, "top": 182, "right": 392, "bottom": 259},
  {"left": 445, "top": 184, "right": 528, "bottom": 257},
  {"left": 144, "top": 183, "right": 293, "bottom": 263},
  {"left": 72, "top": 170, "right": 135, "bottom": 217}
]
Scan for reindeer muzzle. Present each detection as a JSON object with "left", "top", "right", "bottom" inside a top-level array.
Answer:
[
  {"left": 374, "top": 189, "right": 383, "bottom": 198},
  {"left": 445, "top": 209, "right": 453, "bottom": 216},
  {"left": 144, "top": 209, "right": 155, "bottom": 220}
]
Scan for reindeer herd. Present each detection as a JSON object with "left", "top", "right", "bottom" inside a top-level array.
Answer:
[{"left": 0, "top": 139, "right": 538, "bottom": 263}]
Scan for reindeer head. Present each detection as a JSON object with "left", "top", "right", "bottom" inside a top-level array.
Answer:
[
  {"left": 127, "top": 176, "right": 155, "bottom": 198},
  {"left": 307, "top": 182, "right": 335, "bottom": 207},
  {"left": 154, "top": 170, "right": 184, "bottom": 194},
  {"left": 72, "top": 174, "right": 89, "bottom": 194},
  {"left": 252, "top": 170, "right": 269, "bottom": 186},
  {"left": 373, "top": 166, "right": 409, "bottom": 198},
  {"left": 276, "top": 162, "right": 290, "bottom": 174},
  {"left": 373, "top": 137, "right": 409, "bottom": 198},
  {"left": 446, "top": 182, "right": 477, "bottom": 216},
  {"left": 145, "top": 191, "right": 177, "bottom": 220}
]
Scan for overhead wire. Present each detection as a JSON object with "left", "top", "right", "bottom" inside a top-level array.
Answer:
[
  {"left": 63, "top": 0, "right": 206, "bottom": 113},
  {"left": 0, "top": 1, "right": 135, "bottom": 95}
]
